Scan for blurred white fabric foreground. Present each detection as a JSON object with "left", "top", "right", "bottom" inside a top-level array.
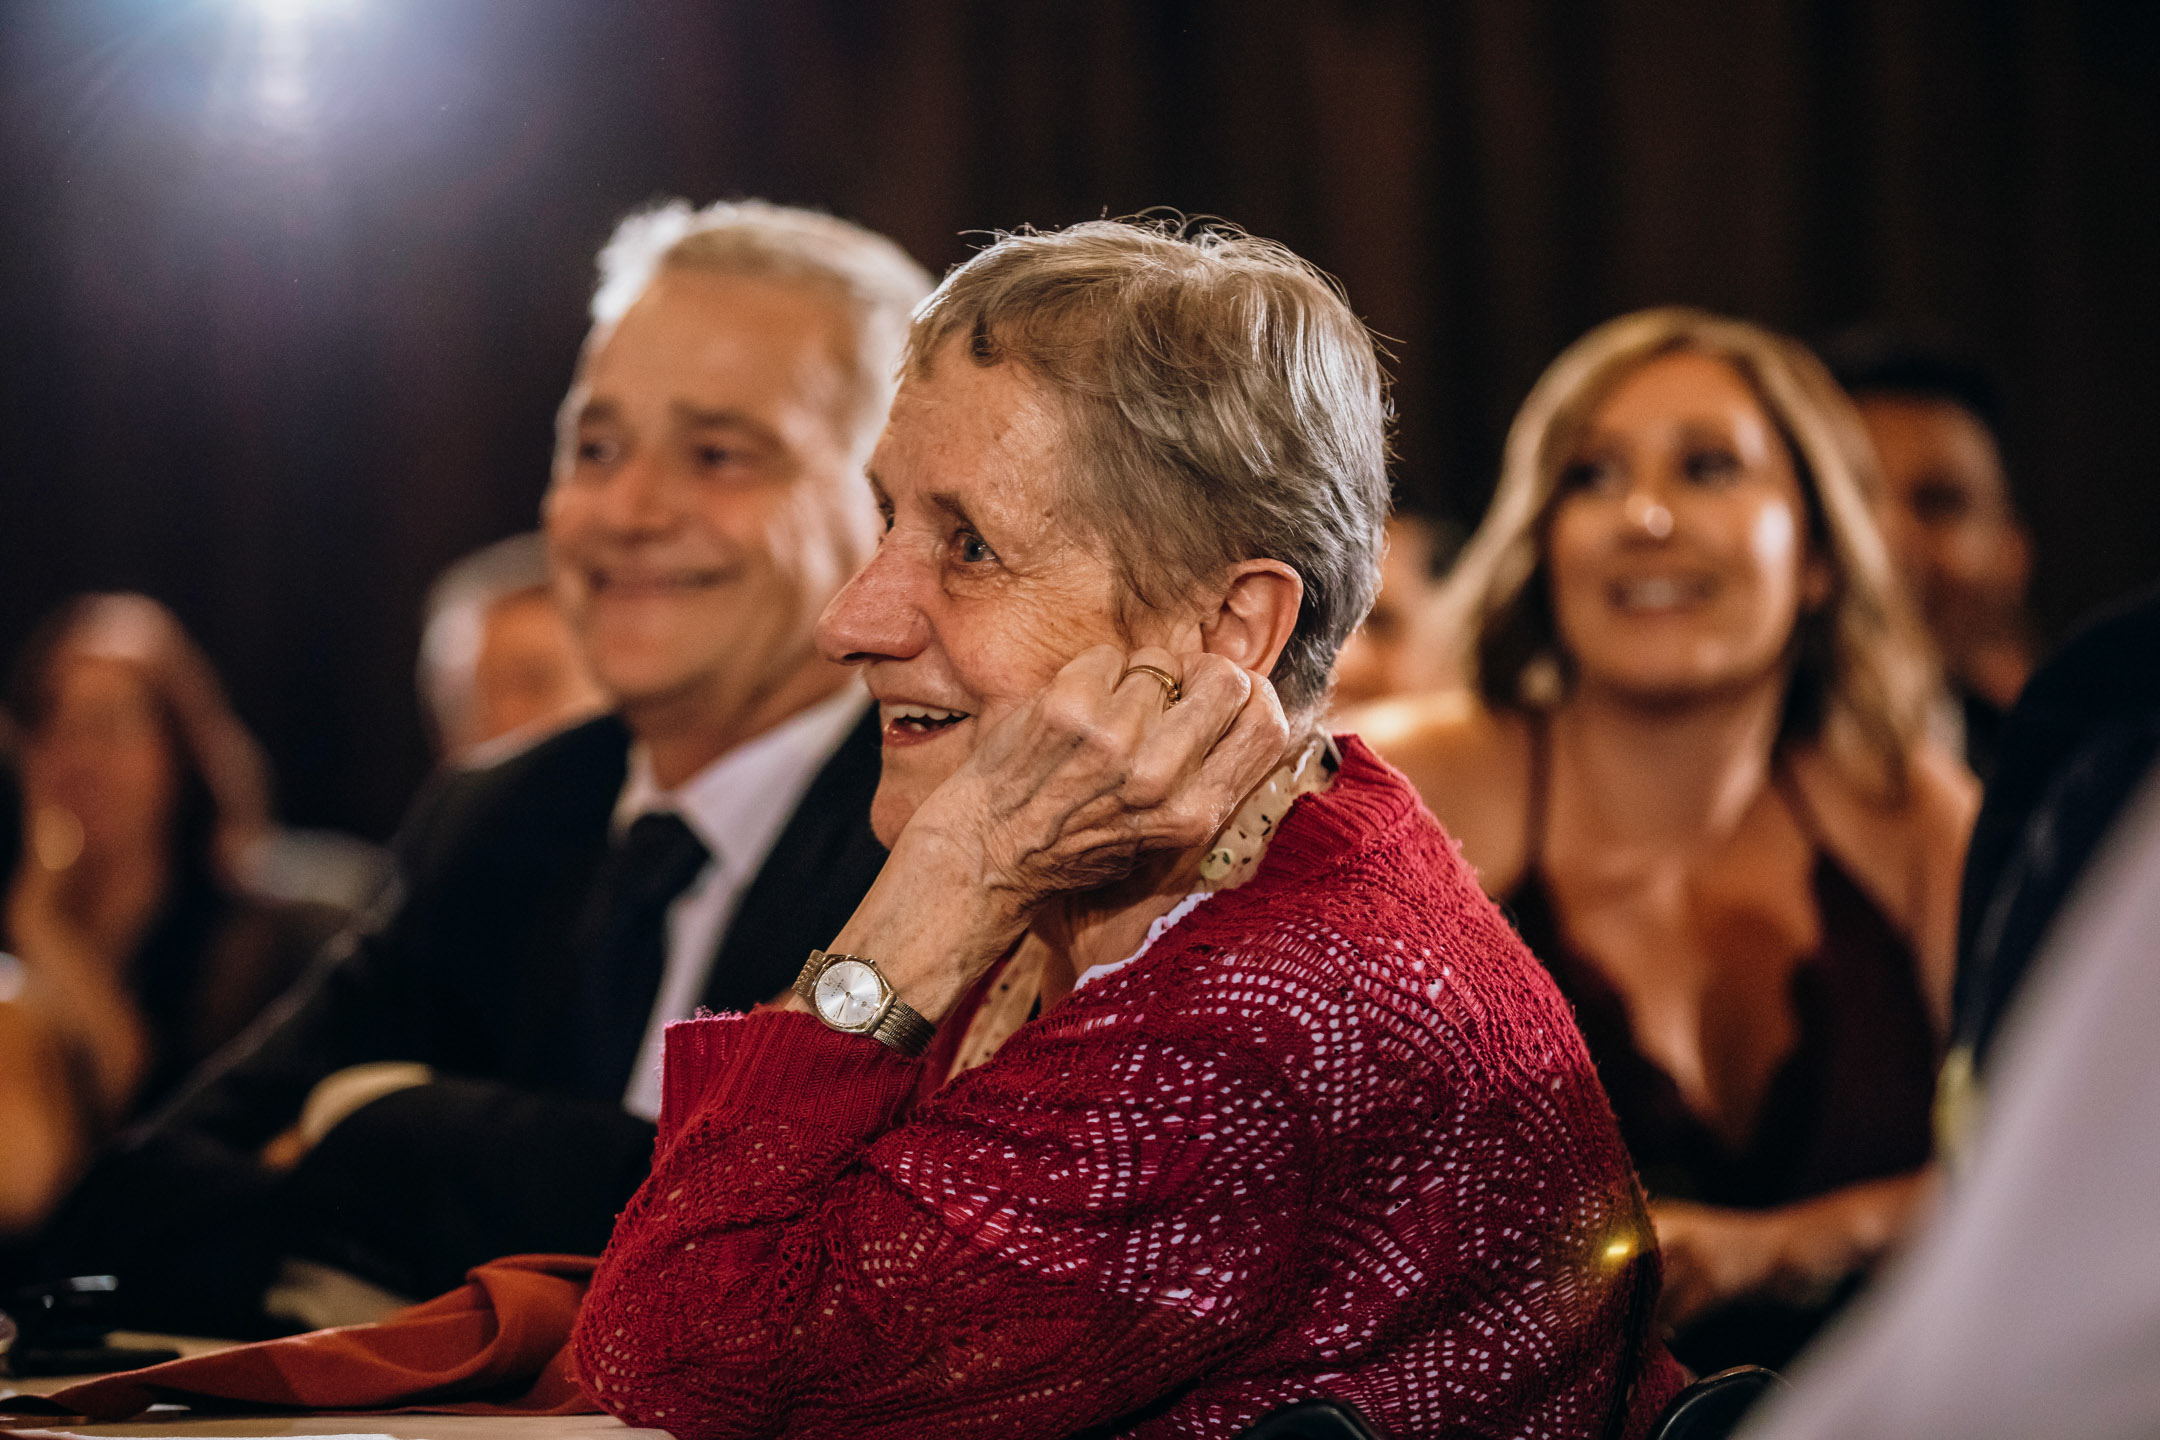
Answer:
[{"left": 1741, "top": 763, "right": 2160, "bottom": 1440}]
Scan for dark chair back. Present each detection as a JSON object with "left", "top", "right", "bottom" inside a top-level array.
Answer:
[
  {"left": 1648, "top": 1365, "right": 1788, "bottom": 1440},
  {"left": 1237, "top": 1397, "right": 1384, "bottom": 1440}
]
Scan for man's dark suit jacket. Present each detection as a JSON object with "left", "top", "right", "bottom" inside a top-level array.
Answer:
[
  {"left": 32, "top": 709, "right": 887, "bottom": 1332},
  {"left": 1954, "top": 585, "right": 2160, "bottom": 1075}
]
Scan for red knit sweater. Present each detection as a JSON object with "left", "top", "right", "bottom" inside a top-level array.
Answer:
[{"left": 574, "top": 738, "right": 1684, "bottom": 1439}]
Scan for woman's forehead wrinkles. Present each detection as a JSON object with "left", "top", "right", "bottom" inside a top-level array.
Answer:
[{"left": 970, "top": 474, "right": 1066, "bottom": 558}]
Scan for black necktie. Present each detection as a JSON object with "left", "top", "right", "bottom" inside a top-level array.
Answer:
[{"left": 563, "top": 811, "right": 712, "bottom": 1102}]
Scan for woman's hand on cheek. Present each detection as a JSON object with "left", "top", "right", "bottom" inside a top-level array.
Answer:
[
  {"left": 937, "top": 644, "right": 1289, "bottom": 903},
  {"left": 823, "top": 644, "right": 1290, "bottom": 1024}
]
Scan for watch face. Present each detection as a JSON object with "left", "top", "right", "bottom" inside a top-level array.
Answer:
[{"left": 814, "top": 958, "right": 884, "bottom": 1030}]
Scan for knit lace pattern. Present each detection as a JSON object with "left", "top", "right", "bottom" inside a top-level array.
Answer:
[{"left": 574, "top": 738, "right": 1684, "bottom": 1438}]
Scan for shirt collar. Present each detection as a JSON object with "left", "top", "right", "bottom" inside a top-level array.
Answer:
[{"left": 613, "top": 681, "right": 870, "bottom": 877}]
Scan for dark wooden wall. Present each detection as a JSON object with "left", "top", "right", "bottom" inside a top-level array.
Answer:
[{"left": 2, "top": 0, "right": 2156, "bottom": 838}]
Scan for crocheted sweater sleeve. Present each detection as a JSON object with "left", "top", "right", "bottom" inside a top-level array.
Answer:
[{"left": 575, "top": 999, "right": 1322, "bottom": 1440}]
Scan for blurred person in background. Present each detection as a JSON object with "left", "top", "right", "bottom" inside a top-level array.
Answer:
[
  {"left": 0, "top": 595, "right": 346, "bottom": 1232},
  {"left": 1740, "top": 622, "right": 2160, "bottom": 1440},
  {"left": 1327, "top": 509, "right": 1460, "bottom": 709},
  {"left": 1355, "top": 309, "right": 1977, "bottom": 1373},
  {"left": 1824, "top": 332, "right": 2034, "bottom": 780},
  {"left": 1932, "top": 583, "right": 2160, "bottom": 1152},
  {"left": 417, "top": 531, "right": 607, "bottom": 766},
  {"left": 15, "top": 200, "right": 931, "bottom": 1337}
]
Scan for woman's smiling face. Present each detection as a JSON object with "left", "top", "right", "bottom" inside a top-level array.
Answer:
[
  {"left": 816, "top": 342, "right": 1179, "bottom": 846},
  {"left": 1546, "top": 349, "right": 1829, "bottom": 704}
]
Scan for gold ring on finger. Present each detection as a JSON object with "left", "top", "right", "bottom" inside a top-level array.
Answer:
[{"left": 1118, "top": 663, "right": 1183, "bottom": 708}]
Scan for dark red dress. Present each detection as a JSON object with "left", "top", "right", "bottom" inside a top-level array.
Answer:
[{"left": 1503, "top": 730, "right": 1938, "bottom": 1372}]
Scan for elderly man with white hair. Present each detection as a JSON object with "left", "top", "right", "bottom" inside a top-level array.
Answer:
[{"left": 19, "top": 200, "right": 933, "bottom": 1335}]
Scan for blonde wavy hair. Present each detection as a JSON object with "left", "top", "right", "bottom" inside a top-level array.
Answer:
[{"left": 1433, "top": 307, "right": 1937, "bottom": 801}]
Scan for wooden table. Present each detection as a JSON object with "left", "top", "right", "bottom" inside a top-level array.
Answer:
[{"left": 1, "top": 1335, "right": 666, "bottom": 1439}]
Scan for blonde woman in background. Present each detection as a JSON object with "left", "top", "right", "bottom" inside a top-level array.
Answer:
[{"left": 1354, "top": 308, "right": 1976, "bottom": 1371}]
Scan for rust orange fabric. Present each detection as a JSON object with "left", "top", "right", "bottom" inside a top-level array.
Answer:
[{"left": 27, "top": 1254, "right": 598, "bottom": 1423}]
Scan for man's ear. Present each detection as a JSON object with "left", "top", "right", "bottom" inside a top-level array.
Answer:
[{"left": 1199, "top": 560, "right": 1304, "bottom": 679}]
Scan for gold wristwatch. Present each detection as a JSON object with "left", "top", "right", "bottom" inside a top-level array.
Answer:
[{"left": 793, "top": 949, "right": 936, "bottom": 1058}]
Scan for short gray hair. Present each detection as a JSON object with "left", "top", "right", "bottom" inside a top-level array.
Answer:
[
  {"left": 591, "top": 199, "right": 934, "bottom": 451},
  {"left": 908, "top": 217, "right": 1392, "bottom": 717}
]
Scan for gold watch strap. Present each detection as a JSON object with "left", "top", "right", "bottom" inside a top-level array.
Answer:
[
  {"left": 791, "top": 949, "right": 833, "bottom": 1004},
  {"left": 869, "top": 995, "right": 937, "bottom": 1057}
]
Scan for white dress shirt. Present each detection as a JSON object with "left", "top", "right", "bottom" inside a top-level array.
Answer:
[{"left": 611, "top": 682, "right": 870, "bottom": 1120}]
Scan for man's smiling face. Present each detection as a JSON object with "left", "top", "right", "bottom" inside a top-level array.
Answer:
[{"left": 544, "top": 268, "right": 880, "bottom": 724}]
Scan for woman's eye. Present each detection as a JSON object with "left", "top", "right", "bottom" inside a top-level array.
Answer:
[
  {"left": 1683, "top": 448, "right": 1741, "bottom": 485},
  {"left": 694, "top": 445, "right": 736, "bottom": 469},
  {"left": 956, "top": 531, "right": 996, "bottom": 565},
  {"left": 577, "top": 436, "right": 621, "bottom": 466},
  {"left": 1561, "top": 458, "right": 1620, "bottom": 494}
]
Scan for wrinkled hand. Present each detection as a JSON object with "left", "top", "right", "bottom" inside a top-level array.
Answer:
[
  {"left": 912, "top": 645, "right": 1288, "bottom": 915},
  {"left": 826, "top": 645, "right": 1289, "bottom": 1024}
]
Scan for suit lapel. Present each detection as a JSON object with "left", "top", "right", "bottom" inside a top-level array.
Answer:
[
  {"left": 700, "top": 707, "right": 888, "bottom": 1014},
  {"left": 500, "top": 718, "right": 633, "bottom": 1083}
]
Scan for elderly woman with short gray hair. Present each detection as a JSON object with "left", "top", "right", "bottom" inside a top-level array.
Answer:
[{"left": 573, "top": 219, "right": 1683, "bottom": 1440}]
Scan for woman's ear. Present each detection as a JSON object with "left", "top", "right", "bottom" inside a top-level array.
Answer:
[{"left": 1199, "top": 560, "right": 1304, "bottom": 679}]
